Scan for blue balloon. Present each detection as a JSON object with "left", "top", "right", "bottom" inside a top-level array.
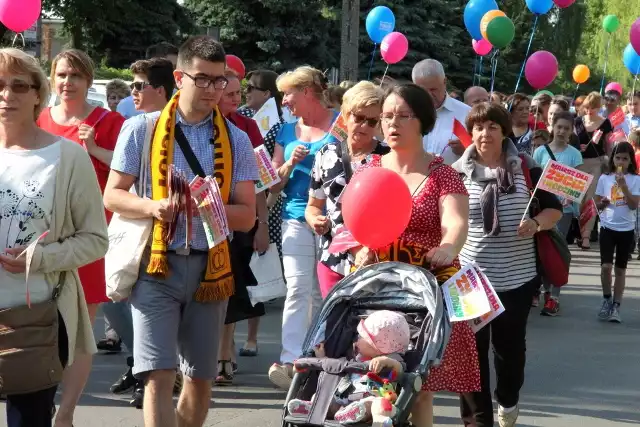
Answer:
[
  {"left": 463, "top": 0, "right": 499, "bottom": 41},
  {"left": 623, "top": 43, "right": 640, "bottom": 75},
  {"left": 366, "top": 6, "right": 395, "bottom": 44},
  {"left": 526, "top": 0, "right": 554, "bottom": 14}
]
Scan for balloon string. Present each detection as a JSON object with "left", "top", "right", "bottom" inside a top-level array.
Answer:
[
  {"left": 379, "top": 64, "right": 389, "bottom": 86},
  {"left": 513, "top": 14, "right": 539, "bottom": 94},
  {"left": 600, "top": 35, "right": 612, "bottom": 94},
  {"left": 633, "top": 74, "right": 638, "bottom": 98},
  {"left": 572, "top": 83, "right": 580, "bottom": 103},
  {"left": 472, "top": 55, "right": 478, "bottom": 86},
  {"left": 489, "top": 50, "right": 499, "bottom": 96},
  {"left": 479, "top": 56, "right": 484, "bottom": 85},
  {"left": 11, "top": 33, "right": 25, "bottom": 48},
  {"left": 367, "top": 44, "right": 377, "bottom": 81}
]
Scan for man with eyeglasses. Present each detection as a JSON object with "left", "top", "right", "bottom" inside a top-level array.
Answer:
[
  {"left": 116, "top": 42, "right": 179, "bottom": 119},
  {"left": 105, "top": 35, "right": 259, "bottom": 427}
]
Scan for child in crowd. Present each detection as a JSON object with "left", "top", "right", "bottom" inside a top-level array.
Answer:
[
  {"left": 531, "top": 129, "right": 551, "bottom": 151},
  {"left": 594, "top": 142, "right": 640, "bottom": 323},
  {"left": 287, "top": 310, "right": 410, "bottom": 424}
]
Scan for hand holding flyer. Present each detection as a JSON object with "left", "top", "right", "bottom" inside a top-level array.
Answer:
[
  {"left": 441, "top": 264, "right": 491, "bottom": 322},
  {"left": 254, "top": 145, "right": 281, "bottom": 193},
  {"left": 190, "top": 175, "right": 230, "bottom": 248}
]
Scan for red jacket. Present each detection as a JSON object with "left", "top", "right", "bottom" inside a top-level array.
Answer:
[{"left": 228, "top": 111, "right": 264, "bottom": 148}]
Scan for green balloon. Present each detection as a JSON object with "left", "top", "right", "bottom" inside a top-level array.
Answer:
[
  {"left": 602, "top": 14, "right": 620, "bottom": 33},
  {"left": 486, "top": 16, "right": 515, "bottom": 49},
  {"left": 536, "top": 90, "right": 554, "bottom": 97}
]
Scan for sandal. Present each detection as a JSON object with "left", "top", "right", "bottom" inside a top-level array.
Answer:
[
  {"left": 215, "top": 360, "right": 234, "bottom": 385},
  {"left": 580, "top": 238, "right": 590, "bottom": 251}
]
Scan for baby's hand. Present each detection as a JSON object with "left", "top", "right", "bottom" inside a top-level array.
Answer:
[
  {"left": 370, "top": 356, "right": 401, "bottom": 375},
  {"left": 314, "top": 343, "right": 326, "bottom": 358}
]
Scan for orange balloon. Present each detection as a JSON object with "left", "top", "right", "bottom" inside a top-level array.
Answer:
[
  {"left": 480, "top": 10, "right": 507, "bottom": 41},
  {"left": 572, "top": 64, "right": 590, "bottom": 84}
]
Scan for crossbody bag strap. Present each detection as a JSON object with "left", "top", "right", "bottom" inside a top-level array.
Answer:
[
  {"left": 138, "top": 115, "right": 154, "bottom": 197},
  {"left": 411, "top": 163, "right": 443, "bottom": 197},
  {"left": 174, "top": 125, "right": 206, "bottom": 178},
  {"left": 543, "top": 144, "right": 557, "bottom": 162},
  {"left": 340, "top": 141, "right": 354, "bottom": 184}
]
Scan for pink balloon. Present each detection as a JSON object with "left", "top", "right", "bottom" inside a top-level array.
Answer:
[
  {"left": 605, "top": 82, "right": 623, "bottom": 96},
  {"left": 524, "top": 51, "right": 558, "bottom": 89},
  {"left": 380, "top": 32, "right": 409, "bottom": 65},
  {"left": 472, "top": 39, "right": 493, "bottom": 56},
  {"left": 631, "top": 18, "right": 640, "bottom": 56},
  {"left": 553, "top": 0, "right": 575, "bottom": 7},
  {"left": 0, "top": 0, "right": 41, "bottom": 33}
]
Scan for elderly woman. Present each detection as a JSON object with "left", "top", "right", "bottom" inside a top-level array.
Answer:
[
  {"left": 354, "top": 83, "right": 478, "bottom": 427},
  {"left": 575, "top": 92, "right": 613, "bottom": 249},
  {"left": 105, "top": 78, "right": 130, "bottom": 112},
  {"left": 215, "top": 69, "right": 268, "bottom": 383},
  {"left": 306, "top": 81, "right": 390, "bottom": 297},
  {"left": 0, "top": 48, "right": 107, "bottom": 427},
  {"left": 452, "top": 103, "right": 562, "bottom": 427},
  {"left": 36, "top": 49, "right": 124, "bottom": 427},
  {"left": 507, "top": 93, "right": 533, "bottom": 154},
  {"left": 268, "top": 66, "right": 339, "bottom": 389}
]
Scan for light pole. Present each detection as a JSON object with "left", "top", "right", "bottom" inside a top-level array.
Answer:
[{"left": 339, "top": 0, "right": 360, "bottom": 82}]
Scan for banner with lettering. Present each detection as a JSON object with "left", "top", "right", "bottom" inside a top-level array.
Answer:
[
  {"left": 329, "top": 113, "right": 348, "bottom": 144},
  {"left": 254, "top": 145, "right": 281, "bottom": 193},
  {"left": 469, "top": 265, "right": 505, "bottom": 332},
  {"left": 537, "top": 160, "right": 594, "bottom": 204},
  {"left": 441, "top": 264, "right": 491, "bottom": 322},
  {"left": 252, "top": 98, "right": 280, "bottom": 137},
  {"left": 608, "top": 108, "right": 626, "bottom": 128}
]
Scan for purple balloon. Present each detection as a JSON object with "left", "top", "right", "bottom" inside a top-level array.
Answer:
[
  {"left": 472, "top": 39, "right": 493, "bottom": 56},
  {"left": 525, "top": 51, "right": 558, "bottom": 89},
  {"left": 631, "top": 18, "right": 640, "bottom": 56}
]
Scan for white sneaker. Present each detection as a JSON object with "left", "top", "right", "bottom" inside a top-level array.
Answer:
[
  {"left": 498, "top": 405, "right": 519, "bottom": 427},
  {"left": 268, "top": 363, "right": 293, "bottom": 390}
]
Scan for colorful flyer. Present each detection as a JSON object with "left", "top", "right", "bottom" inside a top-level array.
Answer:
[
  {"left": 254, "top": 145, "right": 281, "bottom": 193},
  {"left": 608, "top": 108, "right": 626, "bottom": 128},
  {"left": 189, "top": 176, "right": 230, "bottom": 248},
  {"left": 441, "top": 264, "right": 491, "bottom": 322},
  {"left": 329, "top": 113, "right": 348, "bottom": 144},
  {"left": 252, "top": 97, "right": 280, "bottom": 137},
  {"left": 469, "top": 266, "right": 505, "bottom": 332},
  {"left": 537, "top": 160, "right": 594, "bottom": 204}
]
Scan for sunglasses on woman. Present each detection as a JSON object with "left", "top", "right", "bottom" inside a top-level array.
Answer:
[
  {"left": 246, "top": 83, "right": 268, "bottom": 93},
  {"left": 352, "top": 113, "right": 379, "bottom": 127},
  {"left": 0, "top": 79, "right": 39, "bottom": 94}
]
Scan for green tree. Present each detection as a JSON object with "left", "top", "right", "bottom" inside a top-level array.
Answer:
[{"left": 184, "top": 0, "right": 340, "bottom": 72}]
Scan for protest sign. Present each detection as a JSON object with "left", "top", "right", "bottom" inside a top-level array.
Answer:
[
  {"left": 329, "top": 113, "right": 348, "bottom": 144},
  {"left": 608, "top": 108, "right": 626, "bottom": 128},
  {"left": 254, "top": 145, "right": 281, "bottom": 193},
  {"left": 537, "top": 160, "right": 594, "bottom": 204},
  {"left": 469, "top": 265, "right": 505, "bottom": 333},
  {"left": 252, "top": 98, "right": 280, "bottom": 137},
  {"left": 441, "top": 264, "right": 491, "bottom": 322},
  {"left": 607, "top": 129, "right": 628, "bottom": 144}
]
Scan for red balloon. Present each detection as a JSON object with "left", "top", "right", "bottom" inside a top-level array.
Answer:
[
  {"left": 226, "top": 55, "right": 245, "bottom": 79},
  {"left": 342, "top": 168, "right": 412, "bottom": 250}
]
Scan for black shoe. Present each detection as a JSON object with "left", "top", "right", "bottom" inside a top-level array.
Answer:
[
  {"left": 110, "top": 361, "right": 136, "bottom": 394},
  {"left": 130, "top": 383, "right": 144, "bottom": 409},
  {"left": 97, "top": 337, "right": 122, "bottom": 354}
]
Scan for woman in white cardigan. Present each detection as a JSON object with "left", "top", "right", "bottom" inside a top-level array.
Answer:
[{"left": 0, "top": 48, "right": 107, "bottom": 427}]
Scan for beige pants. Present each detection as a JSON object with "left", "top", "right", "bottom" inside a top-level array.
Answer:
[{"left": 581, "top": 157, "right": 605, "bottom": 239}]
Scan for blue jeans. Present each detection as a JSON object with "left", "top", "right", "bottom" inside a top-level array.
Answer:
[{"left": 101, "top": 301, "right": 134, "bottom": 352}]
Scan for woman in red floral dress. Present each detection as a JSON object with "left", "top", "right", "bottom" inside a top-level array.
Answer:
[{"left": 352, "top": 83, "right": 480, "bottom": 427}]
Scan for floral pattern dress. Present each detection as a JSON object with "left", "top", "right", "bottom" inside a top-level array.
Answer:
[
  {"left": 356, "top": 155, "right": 481, "bottom": 393},
  {"left": 238, "top": 106, "right": 284, "bottom": 258},
  {"left": 309, "top": 141, "right": 389, "bottom": 276}
]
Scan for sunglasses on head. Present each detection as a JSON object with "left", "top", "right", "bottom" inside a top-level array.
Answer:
[
  {"left": 0, "top": 79, "right": 39, "bottom": 94},
  {"left": 352, "top": 113, "right": 379, "bottom": 127}
]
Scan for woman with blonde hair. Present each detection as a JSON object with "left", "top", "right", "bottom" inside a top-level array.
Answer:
[
  {"left": 105, "top": 78, "right": 130, "bottom": 112},
  {"left": 0, "top": 48, "right": 107, "bottom": 427},
  {"left": 306, "top": 81, "right": 390, "bottom": 297},
  {"left": 575, "top": 91, "right": 614, "bottom": 250},
  {"left": 268, "top": 66, "right": 339, "bottom": 389},
  {"left": 36, "top": 48, "right": 124, "bottom": 427}
]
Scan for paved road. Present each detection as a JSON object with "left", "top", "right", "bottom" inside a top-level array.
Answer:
[{"left": 2, "top": 246, "right": 639, "bottom": 426}]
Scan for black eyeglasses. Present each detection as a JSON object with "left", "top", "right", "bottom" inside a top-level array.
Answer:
[
  {"left": 0, "top": 80, "right": 39, "bottom": 94},
  {"left": 130, "top": 81, "right": 153, "bottom": 92},
  {"left": 182, "top": 72, "right": 228, "bottom": 90},
  {"left": 352, "top": 113, "right": 379, "bottom": 127},
  {"left": 246, "top": 83, "right": 268, "bottom": 93}
]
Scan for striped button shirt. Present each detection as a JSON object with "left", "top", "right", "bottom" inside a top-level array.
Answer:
[
  {"left": 111, "top": 111, "right": 259, "bottom": 251},
  {"left": 459, "top": 173, "right": 537, "bottom": 292}
]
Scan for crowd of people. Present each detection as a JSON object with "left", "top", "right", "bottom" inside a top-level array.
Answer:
[{"left": 0, "top": 33, "right": 639, "bottom": 427}]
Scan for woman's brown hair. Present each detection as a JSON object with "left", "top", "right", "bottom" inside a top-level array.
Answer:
[
  {"left": 50, "top": 49, "right": 94, "bottom": 86},
  {"left": 466, "top": 102, "right": 512, "bottom": 137}
]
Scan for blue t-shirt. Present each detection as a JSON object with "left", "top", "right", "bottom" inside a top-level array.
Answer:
[
  {"left": 116, "top": 96, "right": 142, "bottom": 119},
  {"left": 277, "top": 115, "right": 339, "bottom": 220},
  {"left": 533, "top": 144, "right": 583, "bottom": 214}
]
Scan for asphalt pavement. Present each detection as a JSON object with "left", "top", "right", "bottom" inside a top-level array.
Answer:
[{"left": 1, "top": 246, "right": 639, "bottom": 426}]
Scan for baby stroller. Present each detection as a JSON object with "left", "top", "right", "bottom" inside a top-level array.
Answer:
[{"left": 281, "top": 261, "right": 452, "bottom": 427}]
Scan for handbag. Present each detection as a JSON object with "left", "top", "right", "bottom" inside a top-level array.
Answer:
[
  {"left": 248, "top": 243, "right": 287, "bottom": 306},
  {"left": 520, "top": 155, "right": 571, "bottom": 286},
  {"left": 105, "top": 115, "right": 154, "bottom": 301},
  {"left": 0, "top": 272, "right": 66, "bottom": 395}
]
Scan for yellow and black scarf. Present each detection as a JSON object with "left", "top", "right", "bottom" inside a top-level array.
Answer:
[
  {"left": 377, "top": 241, "right": 458, "bottom": 283},
  {"left": 147, "top": 91, "right": 234, "bottom": 302}
]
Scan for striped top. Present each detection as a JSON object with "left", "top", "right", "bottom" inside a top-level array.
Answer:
[{"left": 459, "top": 172, "right": 537, "bottom": 291}]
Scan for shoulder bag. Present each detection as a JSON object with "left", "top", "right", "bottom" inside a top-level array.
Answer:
[
  {"left": 105, "top": 115, "right": 154, "bottom": 301},
  {"left": 519, "top": 154, "right": 571, "bottom": 286},
  {"left": 0, "top": 272, "right": 67, "bottom": 395}
]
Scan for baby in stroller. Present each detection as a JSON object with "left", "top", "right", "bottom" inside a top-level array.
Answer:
[{"left": 287, "top": 310, "right": 411, "bottom": 424}]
